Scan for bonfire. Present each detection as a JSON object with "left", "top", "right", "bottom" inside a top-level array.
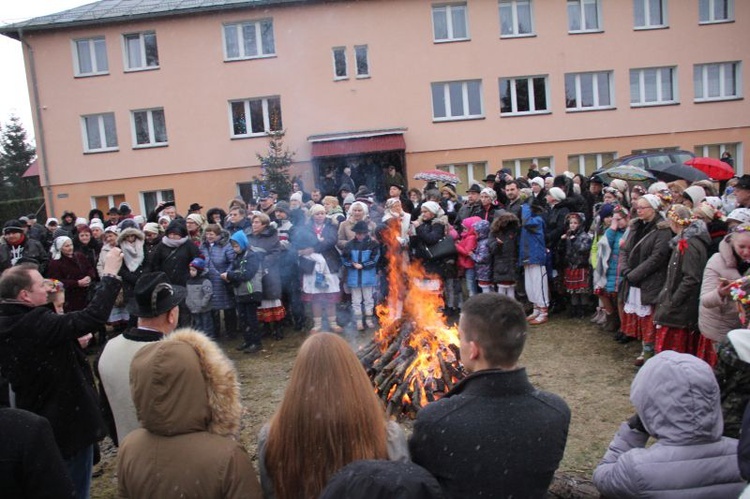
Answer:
[{"left": 357, "top": 220, "right": 466, "bottom": 418}]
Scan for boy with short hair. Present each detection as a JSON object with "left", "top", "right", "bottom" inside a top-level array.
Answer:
[
  {"left": 341, "top": 221, "right": 380, "bottom": 331},
  {"left": 186, "top": 258, "right": 214, "bottom": 338}
]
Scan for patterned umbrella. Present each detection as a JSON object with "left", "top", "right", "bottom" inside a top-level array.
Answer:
[
  {"left": 684, "top": 157, "right": 735, "bottom": 180},
  {"left": 414, "top": 169, "right": 461, "bottom": 184},
  {"left": 600, "top": 165, "right": 655, "bottom": 183}
]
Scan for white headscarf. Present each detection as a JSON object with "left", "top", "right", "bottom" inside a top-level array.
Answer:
[
  {"left": 347, "top": 201, "right": 369, "bottom": 220},
  {"left": 50, "top": 236, "right": 72, "bottom": 260},
  {"left": 421, "top": 201, "right": 443, "bottom": 216}
]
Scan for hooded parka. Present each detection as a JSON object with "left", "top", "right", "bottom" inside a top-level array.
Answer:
[{"left": 117, "top": 329, "right": 262, "bottom": 498}]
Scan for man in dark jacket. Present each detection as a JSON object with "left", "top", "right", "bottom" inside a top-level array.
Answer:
[
  {"left": 410, "top": 293, "right": 570, "bottom": 498},
  {"left": 0, "top": 248, "right": 123, "bottom": 499},
  {"left": 0, "top": 219, "right": 49, "bottom": 276}
]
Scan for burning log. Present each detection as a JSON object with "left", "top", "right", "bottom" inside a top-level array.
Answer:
[{"left": 356, "top": 221, "right": 467, "bottom": 418}]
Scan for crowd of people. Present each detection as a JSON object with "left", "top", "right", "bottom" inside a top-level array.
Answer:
[{"left": 3, "top": 161, "right": 750, "bottom": 497}]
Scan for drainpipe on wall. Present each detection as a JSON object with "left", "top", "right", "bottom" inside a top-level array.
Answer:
[{"left": 19, "top": 29, "right": 55, "bottom": 218}]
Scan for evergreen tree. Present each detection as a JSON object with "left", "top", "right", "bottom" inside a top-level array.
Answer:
[
  {"left": 255, "top": 126, "right": 294, "bottom": 201},
  {"left": 0, "top": 115, "right": 39, "bottom": 200}
]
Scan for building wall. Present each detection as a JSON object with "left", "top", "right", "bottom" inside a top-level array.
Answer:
[{"left": 19, "top": 0, "right": 750, "bottom": 216}]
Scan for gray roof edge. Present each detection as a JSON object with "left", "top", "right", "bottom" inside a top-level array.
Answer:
[{"left": 0, "top": 0, "right": 308, "bottom": 40}]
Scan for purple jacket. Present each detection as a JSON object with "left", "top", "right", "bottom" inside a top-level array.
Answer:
[{"left": 593, "top": 351, "right": 745, "bottom": 498}]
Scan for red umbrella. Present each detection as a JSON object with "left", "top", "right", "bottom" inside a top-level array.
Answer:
[{"left": 684, "top": 157, "right": 735, "bottom": 180}]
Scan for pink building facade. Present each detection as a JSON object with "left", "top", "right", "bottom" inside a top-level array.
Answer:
[{"left": 2, "top": 0, "right": 748, "bottom": 217}]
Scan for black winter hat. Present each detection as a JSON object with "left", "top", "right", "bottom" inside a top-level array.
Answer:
[
  {"left": 127, "top": 272, "right": 186, "bottom": 318},
  {"left": 165, "top": 219, "right": 188, "bottom": 238},
  {"left": 3, "top": 219, "right": 25, "bottom": 234},
  {"left": 352, "top": 221, "right": 370, "bottom": 234}
]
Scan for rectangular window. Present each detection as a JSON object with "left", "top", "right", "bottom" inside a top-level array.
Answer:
[
  {"left": 73, "top": 37, "right": 108, "bottom": 76},
  {"left": 432, "top": 3, "right": 469, "bottom": 42},
  {"left": 500, "top": 75, "right": 549, "bottom": 115},
  {"left": 565, "top": 71, "right": 613, "bottom": 111},
  {"left": 332, "top": 47, "right": 347, "bottom": 79},
  {"left": 694, "top": 143, "right": 739, "bottom": 169},
  {"left": 229, "top": 96, "right": 282, "bottom": 137},
  {"left": 131, "top": 108, "right": 168, "bottom": 147},
  {"left": 694, "top": 62, "right": 741, "bottom": 102},
  {"left": 699, "top": 0, "right": 734, "bottom": 23},
  {"left": 355, "top": 45, "right": 369, "bottom": 78},
  {"left": 568, "top": 152, "right": 616, "bottom": 176},
  {"left": 81, "top": 113, "right": 118, "bottom": 153},
  {"left": 141, "top": 189, "right": 174, "bottom": 216},
  {"left": 630, "top": 67, "right": 677, "bottom": 106},
  {"left": 431, "top": 80, "right": 483, "bottom": 121},
  {"left": 634, "top": 0, "right": 666, "bottom": 28},
  {"left": 567, "top": 0, "right": 601, "bottom": 32},
  {"left": 123, "top": 32, "right": 159, "bottom": 70},
  {"left": 499, "top": 0, "right": 534, "bottom": 37},
  {"left": 502, "top": 157, "right": 553, "bottom": 178},
  {"left": 438, "top": 162, "right": 488, "bottom": 186},
  {"left": 223, "top": 19, "right": 275, "bottom": 60}
]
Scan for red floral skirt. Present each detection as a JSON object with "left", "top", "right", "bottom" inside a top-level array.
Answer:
[
  {"left": 694, "top": 335, "right": 718, "bottom": 367},
  {"left": 564, "top": 268, "right": 591, "bottom": 293},
  {"left": 654, "top": 326, "right": 697, "bottom": 355},
  {"left": 258, "top": 305, "right": 286, "bottom": 323},
  {"left": 621, "top": 311, "right": 655, "bottom": 343}
]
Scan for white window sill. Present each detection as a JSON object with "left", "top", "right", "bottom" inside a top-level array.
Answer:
[
  {"left": 224, "top": 54, "right": 277, "bottom": 63},
  {"left": 500, "top": 110, "right": 552, "bottom": 117},
  {"left": 694, "top": 96, "right": 743, "bottom": 104},
  {"left": 433, "top": 38, "right": 471, "bottom": 44},
  {"left": 133, "top": 143, "right": 168, "bottom": 150},
  {"left": 500, "top": 33, "right": 536, "bottom": 39},
  {"left": 630, "top": 101, "right": 679, "bottom": 108},
  {"left": 74, "top": 72, "right": 110, "bottom": 78},
  {"left": 124, "top": 66, "right": 160, "bottom": 73},
  {"left": 698, "top": 19, "right": 734, "bottom": 25},
  {"left": 565, "top": 106, "right": 616, "bottom": 113},
  {"left": 356, "top": 74, "right": 371, "bottom": 80},
  {"left": 568, "top": 29, "right": 604, "bottom": 35},
  {"left": 333, "top": 76, "right": 349, "bottom": 81},
  {"left": 432, "top": 115, "right": 485, "bottom": 123},
  {"left": 231, "top": 133, "right": 272, "bottom": 140},
  {"left": 83, "top": 148, "right": 119, "bottom": 154},
  {"left": 633, "top": 25, "right": 669, "bottom": 31}
]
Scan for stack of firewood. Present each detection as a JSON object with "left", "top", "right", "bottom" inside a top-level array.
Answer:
[{"left": 357, "top": 318, "right": 466, "bottom": 418}]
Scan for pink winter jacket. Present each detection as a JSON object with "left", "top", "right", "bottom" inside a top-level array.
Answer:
[
  {"left": 699, "top": 237, "right": 743, "bottom": 343},
  {"left": 456, "top": 217, "right": 480, "bottom": 270}
]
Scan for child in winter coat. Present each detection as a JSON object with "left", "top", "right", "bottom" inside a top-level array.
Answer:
[
  {"left": 186, "top": 258, "right": 214, "bottom": 338},
  {"left": 489, "top": 212, "right": 520, "bottom": 298},
  {"left": 456, "top": 216, "right": 481, "bottom": 298},
  {"left": 561, "top": 213, "right": 593, "bottom": 318},
  {"left": 221, "top": 231, "right": 263, "bottom": 354},
  {"left": 470, "top": 220, "right": 493, "bottom": 293},
  {"left": 341, "top": 221, "right": 381, "bottom": 331}
]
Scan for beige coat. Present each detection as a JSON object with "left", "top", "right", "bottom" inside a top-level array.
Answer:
[
  {"left": 117, "top": 329, "right": 262, "bottom": 498},
  {"left": 699, "top": 237, "right": 744, "bottom": 343}
]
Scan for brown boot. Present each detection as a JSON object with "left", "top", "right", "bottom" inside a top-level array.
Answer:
[{"left": 602, "top": 312, "right": 620, "bottom": 333}]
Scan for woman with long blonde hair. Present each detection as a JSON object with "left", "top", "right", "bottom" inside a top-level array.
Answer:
[{"left": 258, "top": 333, "right": 407, "bottom": 499}]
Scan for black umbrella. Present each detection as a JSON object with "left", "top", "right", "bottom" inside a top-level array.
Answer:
[{"left": 647, "top": 162, "right": 708, "bottom": 183}]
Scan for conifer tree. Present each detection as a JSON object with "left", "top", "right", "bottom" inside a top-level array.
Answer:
[
  {"left": 255, "top": 123, "right": 293, "bottom": 201},
  {"left": 0, "top": 115, "right": 39, "bottom": 200}
]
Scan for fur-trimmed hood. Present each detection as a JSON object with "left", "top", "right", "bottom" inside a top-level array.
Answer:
[
  {"left": 129, "top": 328, "right": 242, "bottom": 439},
  {"left": 491, "top": 211, "right": 520, "bottom": 233},
  {"left": 117, "top": 227, "right": 145, "bottom": 244}
]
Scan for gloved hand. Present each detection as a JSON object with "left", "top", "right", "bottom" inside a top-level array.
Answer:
[{"left": 627, "top": 413, "right": 648, "bottom": 434}]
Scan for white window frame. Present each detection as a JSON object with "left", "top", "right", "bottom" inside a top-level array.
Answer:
[
  {"left": 699, "top": 0, "right": 734, "bottom": 24},
  {"left": 228, "top": 96, "right": 282, "bottom": 138},
  {"left": 499, "top": 75, "right": 549, "bottom": 116},
  {"left": 694, "top": 62, "right": 742, "bottom": 102},
  {"left": 332, "top": 47, "right": 348, "bottom": 80},
  {"left": 81, "top": 113, "right": 118, "bottom": 153},
  {"left": 565, "top": 71, "right": 614, "bottom": 111},
  {"left": 568, "top": 152, "right": 616, "bottom": 175},
  {"left": 567, "top": 0, "right": 602, "bottom": 33},
  {"left": 72, "top": 37, "right": 109, "bottom": 77},
  {"left": 355, "top": 45, "right": 370, "bottom": 78},
  {"left": 222, "top": 19, "right": 276, "bottom": 61},
  {"left": 502, "top": 157, "right": 554, "bottom": 178},
  {"left": 432, "top": 3, "right": 470, "bottom": 43},
  {"left": 431, "top": 80, "right": 484, "bottom": 122},
  {"left": 499, "top": 0, "right": 534, "bottom": 38},
  {"left": 130, "top": 108, "right": 168, "bottom": 148},
  {"left": 438, "top": 162, "right": 488, "bottom": 186},
  {"left": 140, "top": 189, "right": 175, "bottom": 217},
  {"left": 633, "top": 0, "right": 667, "bottom": 29},
  {"left": 122, "top": 31, "right": 159, "bottom": 71},
  {"left": 630, "top": 66, "right": 678, "bottom": 107}
]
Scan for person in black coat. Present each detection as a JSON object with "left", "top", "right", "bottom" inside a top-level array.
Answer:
[
  {"left": 0, "top": 219, "right": 49, "bottom": 275},
  {"left": 409, "top": 294, "right": 570, "bottom": 499},
  {"left": 145, "top": 219, "right": 199, "bottom": 327},
  {"left": 319, "top": 460, "right": 444, "bottom": 499},
  {"left": 0, "top": 249, "right": 123, "bottom": 498},
  {"left": 0, "top": 407, "right": 75, "bottom": 498}
]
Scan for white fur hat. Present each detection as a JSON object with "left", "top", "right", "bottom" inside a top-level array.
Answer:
[
  {"left": 548, "top": 187, "right": 566, "bottom": 202},
  {"left": 530, "top": 177, "right": 545, "bottom": 188}
]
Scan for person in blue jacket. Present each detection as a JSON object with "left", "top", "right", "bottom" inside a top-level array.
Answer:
[
  {"left": 341, "top": 221, "right": 380, "bottom": 331},
  {"left": 520, "top": 202, "right": 549, "bottom": 325}
]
